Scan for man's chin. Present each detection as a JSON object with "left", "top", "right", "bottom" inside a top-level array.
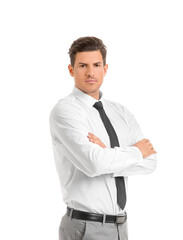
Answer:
[{"left": 83, "top": 87, "right": 99, "bottom": 94}]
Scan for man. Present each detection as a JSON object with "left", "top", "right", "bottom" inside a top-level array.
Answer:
[{"left": 49, "top": 36, "right": 157, "bottom": 240}]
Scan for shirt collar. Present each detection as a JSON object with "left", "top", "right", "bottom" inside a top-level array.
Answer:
[{"left": 72, "top": 86, "right": 103, "bottom": 108}]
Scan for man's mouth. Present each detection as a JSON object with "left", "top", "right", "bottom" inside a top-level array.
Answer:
[{"left": 85, "top": 79, "right": 97, "bottom": 83}]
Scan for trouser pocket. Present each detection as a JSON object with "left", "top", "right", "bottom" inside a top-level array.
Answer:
[{"left": 59, "top": 214, "right": 87, "bottom": 240}]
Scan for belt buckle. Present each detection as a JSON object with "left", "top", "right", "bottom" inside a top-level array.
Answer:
[{"left": 116, "top": 215, "right": 126, "bottom": 224}]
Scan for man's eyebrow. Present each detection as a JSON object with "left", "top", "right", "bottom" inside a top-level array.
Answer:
[{"left": 78, "top": 62, "right": 87, "bottom": 65}]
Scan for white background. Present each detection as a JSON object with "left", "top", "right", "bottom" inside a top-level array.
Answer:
[{"left": 0, "top": 0, "right": 183, "bottom": 239}]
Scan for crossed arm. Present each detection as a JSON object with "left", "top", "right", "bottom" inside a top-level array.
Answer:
[
  {"left": 50, "top": 102, "right": 157, "bottom": 177},
  {"left": 87, "top": 132, "right": 157, "bottom": 158},
  {"left": 87, "top": 132, "right": 157, "bottom": 177}
]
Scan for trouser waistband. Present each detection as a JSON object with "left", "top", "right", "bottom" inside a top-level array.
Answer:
[{"left": 66, "top": 207, "right": 127, "bottom": 224}]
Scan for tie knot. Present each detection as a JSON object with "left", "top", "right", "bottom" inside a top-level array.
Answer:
[{"left": 93, "top": 101, "right": 103, "bottom": 110}]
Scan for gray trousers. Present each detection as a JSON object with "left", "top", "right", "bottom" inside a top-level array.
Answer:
[{"left": 59, "top": 212, "right": 128, "bottom": 240}]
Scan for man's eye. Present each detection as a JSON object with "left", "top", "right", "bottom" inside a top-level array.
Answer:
[
  {"left": 95, "top": 64, "right": 101, "bottom": 67},
  {"left": 80, "top": 64, "right": 86, "bottom": 67}
]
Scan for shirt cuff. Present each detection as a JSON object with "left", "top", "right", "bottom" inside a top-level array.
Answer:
[
  {"left": 111, "top": 146, "right": 143, "bottom": 178},
  {"left": 130, "top": 146, "right": 143, "bottom": 160}
]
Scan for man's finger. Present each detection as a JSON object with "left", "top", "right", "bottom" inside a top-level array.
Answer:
[{"left": 88, "top": 133, "right": 98, "bottom": 140}]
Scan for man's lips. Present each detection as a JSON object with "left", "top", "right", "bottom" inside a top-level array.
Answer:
[{"left": 85, "top": 79, "right": 97, "bottom": 83}]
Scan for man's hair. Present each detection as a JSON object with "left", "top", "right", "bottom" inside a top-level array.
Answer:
[{"left": 68, "top": 36, "right": 107, "bottom": 67}]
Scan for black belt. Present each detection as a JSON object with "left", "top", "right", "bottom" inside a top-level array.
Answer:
[{"left": 66, "top": 207, "right": 127, "bottom": 224}]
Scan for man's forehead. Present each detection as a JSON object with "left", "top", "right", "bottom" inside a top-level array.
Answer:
[{"left": 75, "top": 50, "right": 103, "bottom": 62}]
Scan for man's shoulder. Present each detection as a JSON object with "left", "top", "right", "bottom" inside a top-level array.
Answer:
[
  {"left": 50, "top": 93, "right": 84, "bottom": 119},
  {"left": 103, "top": 98, "right": 127, "bottom": 114}
]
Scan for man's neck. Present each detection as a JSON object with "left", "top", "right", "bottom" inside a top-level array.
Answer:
[
  {"left": 76, "top": 87, "right": 100, "bottom": 100},
  {"left": 86, "top": 91, "right": 99, "bottom": 100}
]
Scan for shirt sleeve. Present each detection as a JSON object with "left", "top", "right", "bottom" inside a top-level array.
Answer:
[
  {"left": 112, "top": 105, "right": 157, "bottom": 177},
  {"left": 49, "top": 101, "right": 143, "bottom": 177}
]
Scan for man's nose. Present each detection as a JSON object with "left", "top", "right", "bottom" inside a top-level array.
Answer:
[{"left": 86, "top": 66, "right": 95, "bottom": 78}]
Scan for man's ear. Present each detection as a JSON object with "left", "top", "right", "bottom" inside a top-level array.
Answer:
[
  {"left": 68, "top": 64, "right": 74, "bottom": 77},
  {"left": 103, "top": 64, "right": 108, "bottom": 76}
]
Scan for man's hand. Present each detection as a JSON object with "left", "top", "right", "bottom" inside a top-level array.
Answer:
[
  {"left": 133, "top": 139, "right": 157, "bottom": 158},
  {"left": 87, "top": 132, "right": 106, "bottom": 148}
]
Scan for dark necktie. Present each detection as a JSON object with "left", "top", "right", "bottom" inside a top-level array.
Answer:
[{"left": 93, "top": 101, "right": 126, "bottom": 210}]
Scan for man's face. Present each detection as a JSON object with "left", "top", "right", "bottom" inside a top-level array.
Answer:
[{"left": 68, "top": 50, "right": 108, "bottom": 99}]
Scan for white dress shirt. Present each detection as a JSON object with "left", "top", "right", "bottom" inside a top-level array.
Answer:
[{"left": 49, "top": 86, "right": 157, "bottom": 215}]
